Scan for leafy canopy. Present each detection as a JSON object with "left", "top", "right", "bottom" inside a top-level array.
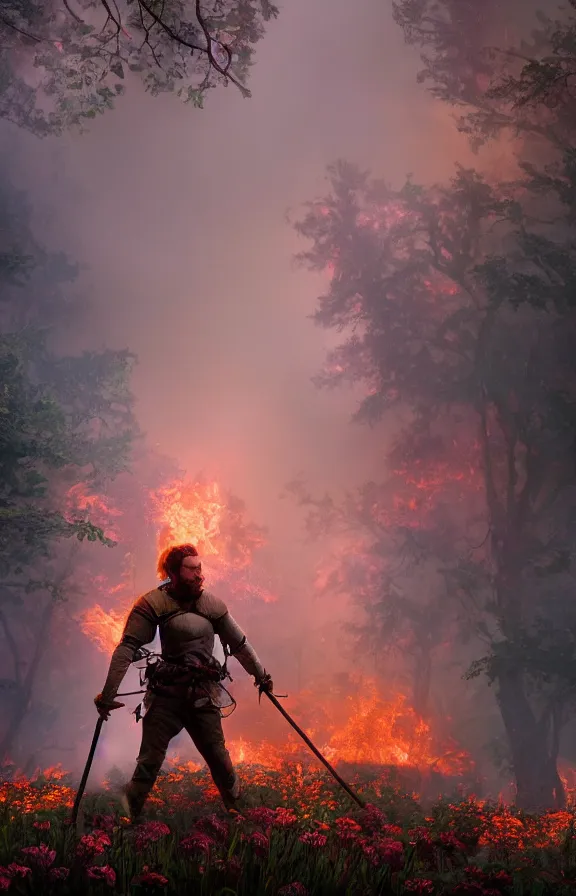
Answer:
[{"left": 0, "top": 0, "right": 278, "bottom": 134}]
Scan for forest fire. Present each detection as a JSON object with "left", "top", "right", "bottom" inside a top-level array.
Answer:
[
  {"left": 78, "top": 475, "right": 276, "bottom": 654},
  {"left": 221, "top": 683, "right": 472, "bottom": 780},
  {"left": 149, "top": 478, "right": 270, "bottom": 587},
  {"left": 321, "top": 686, "right": 471, "bottom": 776},
  {"left": 74, "top": 472, "right": 473, "bottom": 793}
]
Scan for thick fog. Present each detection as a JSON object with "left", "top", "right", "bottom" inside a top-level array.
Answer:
[
  {"left": 2, "top": 0, "right": 509, "bottom": 784},
  {"left": 10, "top": 0, "right": 477, "bottom": 541}
]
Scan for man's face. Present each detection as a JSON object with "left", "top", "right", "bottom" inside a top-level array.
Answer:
[{"left": 179, "top": 554, "right": 204, "bottom": 593}]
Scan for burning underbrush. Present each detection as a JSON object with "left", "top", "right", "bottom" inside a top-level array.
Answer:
[{"left": 3, "top": 762, "right": 576, "bottom": 895}]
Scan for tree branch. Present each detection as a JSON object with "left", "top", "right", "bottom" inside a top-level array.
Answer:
[
  {"left": 62, "top": 0, "right": 84, "bottom": 24},
  {"left": 0, "top": 12, "right": 41, "bottom": 43},
  {"left": 133, "top": 0, "right": 251, "bottom": 96}
]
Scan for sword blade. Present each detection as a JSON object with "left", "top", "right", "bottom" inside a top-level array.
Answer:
[
  {"left": 263, "top": 690, "right": 365, "bottom": 809},
  {"left": 71, "top": 717, "right": 104, "bottom": 825}
]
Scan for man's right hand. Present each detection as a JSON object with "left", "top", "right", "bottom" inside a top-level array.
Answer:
[{"left": 94, "top": 693, "right": 125, "bottom": 721}]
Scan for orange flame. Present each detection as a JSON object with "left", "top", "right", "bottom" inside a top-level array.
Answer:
[
  {"left": 65, "top": 483, "right": 122, "bottom": 540},
  {"left": 78, "top": 605, "right": 127, "bottom": 654},
  {"left": 322, "top": 684, "right": 471, "bottom": 776},
  {"left": 80, "top": 475, "right": 275, "bottom": 656},
  {"left": 151, "top": 479, "right": 226, "bottom": 559}
]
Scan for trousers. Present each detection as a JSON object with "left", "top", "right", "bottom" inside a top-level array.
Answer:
[{"left": 124, "top": 691, "right": 240, "bottom": 816}]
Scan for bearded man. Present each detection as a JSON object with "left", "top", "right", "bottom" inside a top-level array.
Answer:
[{"left": 94, "top": 543, "right": 273, "bottom": 820}]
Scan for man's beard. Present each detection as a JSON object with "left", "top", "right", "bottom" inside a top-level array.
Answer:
[{"left": 171, "top": 579, "right": 204, "bottom": 600}]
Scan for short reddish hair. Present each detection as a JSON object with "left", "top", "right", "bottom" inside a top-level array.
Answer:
[{"left": 157, "top": 543, "right": 198, "bottom": 581}]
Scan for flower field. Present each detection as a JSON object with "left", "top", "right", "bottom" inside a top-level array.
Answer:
[{"left": 2, "top": 761, "right": 576, "bottom": 895}]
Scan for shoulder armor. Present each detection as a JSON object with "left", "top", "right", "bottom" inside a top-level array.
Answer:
[
  {"left": 196, "top": 591, "right": 228, "bottom": 621},
  {"left": 137, "top": 588, "right": 179, "bottom": 617}
]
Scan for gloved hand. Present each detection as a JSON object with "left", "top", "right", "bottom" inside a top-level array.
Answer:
[
  {"left": 255, "top": 672, "right": 273, "bottom": 693},
  {"left": 94, "top": 692, "right": 125, "bottom": 721}
]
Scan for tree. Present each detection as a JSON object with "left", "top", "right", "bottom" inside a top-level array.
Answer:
[
  {"left": 0, "top": 0, "right": 278, "bottom": 135},
  {"left": 0, "top": 176, "right": 139, "bottom": 765},
  {"left": 293, "top": 152, "right": 576, "bottom": 810},
  {"left": 392, "top": 0, "right": 576, "bottom": 150}
]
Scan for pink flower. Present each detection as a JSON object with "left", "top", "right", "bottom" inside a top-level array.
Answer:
[
  {"left": 277, "top": 884, "right": 309, "bottom": 896},
  {"left": 299, "top": 832, "right": 327, "bottom": 848},
  {"left": 361, "top": 804, "right": 387, "bottom": 830},
  {"left": 20, "top": 843, "right": 56, "bottom": 870},
  {"left": 180, "top": 831, "right": 215, "bottom": 854},
  {"left": 0, "top": 873, "right": 10, "bottom": 892},
  {"left": 6, "top": 864, "right": 31, "bottom": 879},
  {"left": 361, "top": 842, "right": 379, "bottom": 866},
  {"left": 132, "top": 867, "right": 169, "bottom": 887},
  {"left": 249, "top": 831, "right": 269, "bottom": 857},
  {"left": 87, "top": 865, "right": 116, "bottom": 886},
  {"left": 335, "top": 816, "right": 362, "bottom": 842},
  {"left": 135, "top": 821, "right": 171, "bottom": 852},
  {"left": 403, "top": 880, "right": 435, "bottom": 894},
  {"left": 33, "top": 820, "right": 51, "bottom": 831},
  {"left": 76, "top": 831, "right": 111, "bottom": 861},
  {"left": 438, "top": 831, "right": 466, "bottom": 852},
  {"left": 48, "top": 867, "right": 70, "bottom": 881},
  {"left": 377, "top": 838, "right": 405, "bottom": 871},
  {"left": 335, "top": 817, "right": 362, "bottom": 832},
  {"left": 244, "top": 807, "right": 277, "bottom": 828}
]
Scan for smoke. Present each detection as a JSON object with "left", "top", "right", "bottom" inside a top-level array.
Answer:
[
  {"left": 10, "top": 0, "right": 474, "bottom": 521},
  {"left": 2, "top": 0, "right": 498, "bottom": 781}
]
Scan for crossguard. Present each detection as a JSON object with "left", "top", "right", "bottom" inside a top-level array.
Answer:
[{"left": 257, "top": 682, "right": 288, "bottom": 704}]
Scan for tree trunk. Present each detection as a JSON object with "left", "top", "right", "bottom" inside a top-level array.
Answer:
[
  {"left": 496, "top": 666, "right": 565, "bottom": 811},
  {"left": 0, "top": 599, "right": 55, "bottom": 764}
]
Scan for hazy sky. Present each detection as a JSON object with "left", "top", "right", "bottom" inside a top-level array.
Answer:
[{"left": 11, "top": 0, "right": 477, "bottom": 553}]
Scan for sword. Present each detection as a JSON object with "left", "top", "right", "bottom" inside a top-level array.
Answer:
[
  {"left": 71, "top": 694, "right": 124, "bottom": 826},
  {"left": 261, "top": 689, "right": 366, "bottom": 809},
  {"left": 71, "top": 717, "right": 104, "bottom": 826}
]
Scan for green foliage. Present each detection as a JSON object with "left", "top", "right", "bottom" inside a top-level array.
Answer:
[
  {"left": 0, "top": 330, "right": 116, "bottom": 576},
  {"left": 0, "top": 0, "right": 279, "bottom": 135}
]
